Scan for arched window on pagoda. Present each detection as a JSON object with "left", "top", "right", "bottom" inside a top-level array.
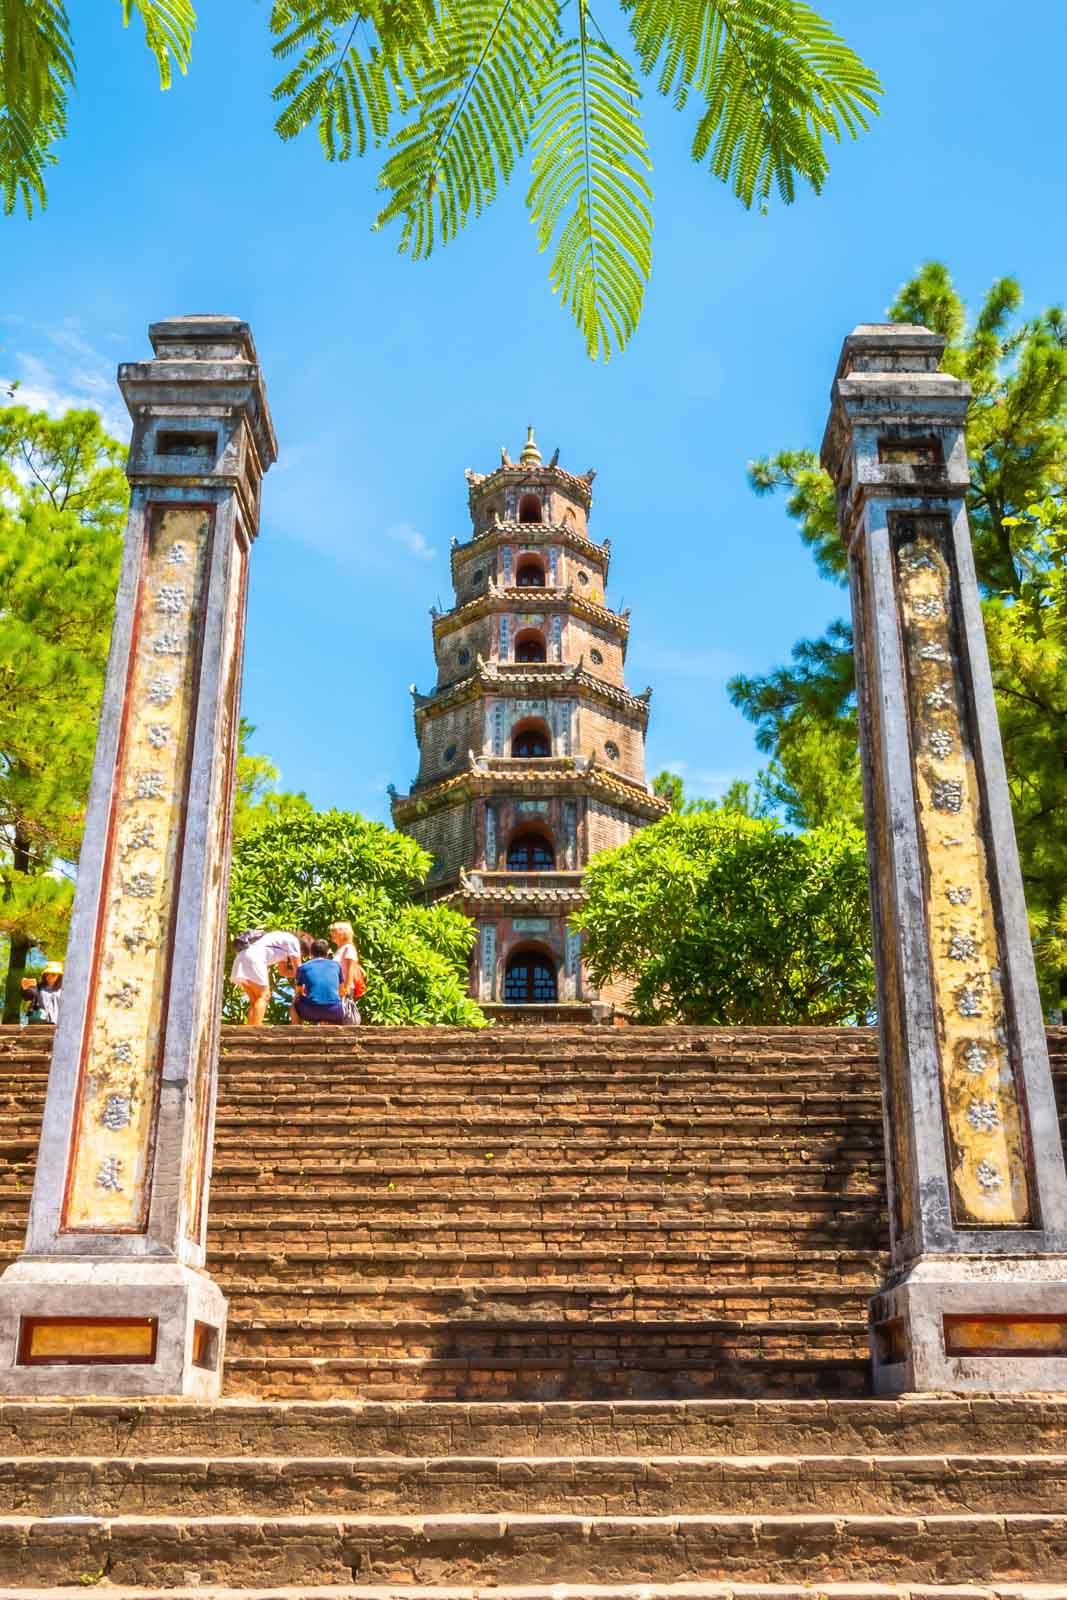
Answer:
[
  {"left": 516, "top": 556, "right": 546, "bottom": 588},
  {"left": 504, "top": 947, "right": 558, "bottom": 1004},
  {"left": 507, "top": 830, "right": 555, "bottom": 871},
  {"left": 511, "top": 719, "right": 551, "bottom": 758},
  {"left": 518, "top": 492, "right": 543, "bottom": 525},
  {"left": 514, "top": 629, "right": 546, "bottom": 663}
]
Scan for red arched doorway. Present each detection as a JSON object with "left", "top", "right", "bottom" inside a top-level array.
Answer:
[
  {"left": 511, "top": 719, "right": 551, "bottom": 758},
  {"left": 504, "top": 947, "right": 558, "bottom": 1004},
  {"left": 507, "top": 830, "right": 555, "bottom": 870}
]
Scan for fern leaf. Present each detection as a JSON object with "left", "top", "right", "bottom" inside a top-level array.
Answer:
[
  {"left": 0, "top": 0, "right": 72, "bottom": 216},
  {"left": 374, "top": 0, "right": 558, "bottom": 257},
  {"left": 527, "top": 18, "right": 652, "bottom": 360},
  {"left": 623, "top": 0, "right": 880, "bottom": 208},
  {"left": 120, "top": 0, "right": 196, "bottom": 90},
  {"left": 271, "top": 0, "right": 437, "bottom": 161}
]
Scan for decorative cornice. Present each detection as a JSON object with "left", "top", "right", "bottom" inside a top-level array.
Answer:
[
  {"left": 391, "top": 758, "right": 670, "bottom": 826},
  {"left": 412, "top": 659, "right": 653, "bottom": 725},
  {"left": 464, "top": 461, "right": 595, "bottom": 507},
  {"left": 432, "top": 585, "right": 629, "bottom": 640},
  {"left": 444, "top": 871, "right": 589, "bottom": 913},
  {"left": 450, "top": 520, "right": 609, "bottom": 578}
]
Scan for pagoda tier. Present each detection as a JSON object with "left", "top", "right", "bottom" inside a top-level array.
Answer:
[{"left": 391, "top": 429, "right": 666, "bottom": 1013}]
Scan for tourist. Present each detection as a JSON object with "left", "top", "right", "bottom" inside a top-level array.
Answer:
[
  {"left": 19, "top": 976, "right": 46, "bottom": 1026},
  {"left": 290, "top": 938, "right": 345, "bottom": 1026},
  {"left": 230, "top": 930, "right": 309, "bottom": 1026},
  {"left": 38, "top": 962, "right": 63, "bottom": 1024},
  {"left": 330, "top": 920, "right": 365, "bottom": 1025}
]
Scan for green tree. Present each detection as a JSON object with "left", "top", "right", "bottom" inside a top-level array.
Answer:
[
  {"left": 732, "top": 263, "right": 1067, "bottom": 1003},
  {"left": 573, "top": 810, "right": 873, "bottom": 1024},
  {"left": 0, "top": 1, "right": 194, "bottom": 215},
  {"left": 651, "top": 769, "right": 767, "bottom": 817},
  {"left": 232, "top": 718, "right": 313, "bottom": 843},
  {"left": 0, "top": 404, "right": 127, "bottom": 1021},
  {"left": 4, "top": 2, "right": 879, "bottom": 359},
  {"left": 227, "top": 808, "right": 486, "bottom": 1025}
]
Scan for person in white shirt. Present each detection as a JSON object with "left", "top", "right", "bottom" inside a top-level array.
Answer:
[
  {"left": 230, "top": 930, "right": 309, "bottom": 1026},
  {"left": 329, "top": 921, "right": 361, "bottom": 1002}
]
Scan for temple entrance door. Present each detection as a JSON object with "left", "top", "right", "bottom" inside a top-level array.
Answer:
[{"left": 504, "top": 949, "right": 558, "bottom": 1004}]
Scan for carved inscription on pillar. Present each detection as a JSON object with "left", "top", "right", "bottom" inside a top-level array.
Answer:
[
  {"left": 64, "top": 507, "right": 212, "bottom": 1232},
  {"left": 894, "top": 515, "right": 1031, "bottom": 1226}
]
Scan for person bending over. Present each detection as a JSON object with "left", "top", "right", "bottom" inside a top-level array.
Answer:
[
  {"left": 291, "top": 938, "right": 345, "bottom": 1027},
  {"left": 231, "top": 930, "right": 309, "bottom": 1026}
]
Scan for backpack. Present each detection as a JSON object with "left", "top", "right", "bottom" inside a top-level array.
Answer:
[{"left": 234, "top": 928, "right": 266, "bottom": 953}]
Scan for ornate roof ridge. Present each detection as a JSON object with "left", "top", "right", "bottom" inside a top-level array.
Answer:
[
  {"left": 411, "top": 660, "right": 653, "bottom": 721},
  {"left": 432, "top": 587, "right": 629, "bottom": 637},
  {"left": 391, "top": 760, "right": 670, "bottom": 822},
  {"left": 450, "top": 521, "right": 609, "bottom": 570},
  {"left": 464, "top": 461, "right": 595, "bottom": 503}
]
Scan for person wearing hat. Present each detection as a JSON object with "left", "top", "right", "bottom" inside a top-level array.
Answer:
[{"left": 38, "top": 962, "right": 63, "bottom": 1025}]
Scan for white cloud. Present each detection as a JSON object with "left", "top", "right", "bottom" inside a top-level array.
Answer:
[
  {"left": 387, "top": 521, "right": 434, "bottom": 562},
  {"left": 2, "top": 343, "right": 129, "bottom": 442}
]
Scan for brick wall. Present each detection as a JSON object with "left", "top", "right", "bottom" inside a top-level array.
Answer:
[
  {"left": 575, "top": 703, "right": 647, "bottom": 783},
  {"left": 435, "top": 616, "right": 493, "bottom": 687},
  {"left": 416, "top": 700, "right": 485, "bottom": 784},
  {"left": 586, "top": 795, "right": 647, "bottom": 859},
  {"left": 405, "top": 798, "right": 475, "bottom": 884}
]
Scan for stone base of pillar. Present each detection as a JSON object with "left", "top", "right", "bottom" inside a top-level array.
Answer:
[
  {"left": 0, "top": 1259, "right": 227, "bottom": 1400},
  {"left": 870, "top": 1256, "right": 1067, "bottom": 1395}
]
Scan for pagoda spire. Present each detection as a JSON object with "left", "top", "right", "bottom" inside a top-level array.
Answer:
[{"left": 519, "top": 425, "right": 541, "bottom": 467}]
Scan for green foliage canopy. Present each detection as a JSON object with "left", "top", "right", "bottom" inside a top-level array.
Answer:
[
  {"left": 732, "top": 263, "right": 1067, "bottom": 1004},
  {"left": 573, "top": 810, "right": 874, "bottom": 1024},
  {"left": 2, "top": 2, "right": 880, "bottom": 359},
  {"left": 227, "top": 808, "right": 485, "bottom": 1026},
  {"left": 0, "top": 404, "right": 127, "bottom": 1020},
  {"left": 0, "top": 1, "right": 193, "bottom": 215}
]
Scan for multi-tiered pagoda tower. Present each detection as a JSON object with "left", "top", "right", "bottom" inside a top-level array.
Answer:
[{"left": 391, "top": 429, "right": 667, "bottom": 1014}]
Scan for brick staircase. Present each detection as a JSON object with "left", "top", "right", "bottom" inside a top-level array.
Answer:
[{"left": 0, "top": 1022, "right": 1066, "bottom": 1597}]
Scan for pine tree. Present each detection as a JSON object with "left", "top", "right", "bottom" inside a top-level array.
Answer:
[
  {"left": 732, "top": 264, "right": 1067, "bottom": 1007},
  {"left": 0, "top": 404, "right": 126, "bottom": 1021}
]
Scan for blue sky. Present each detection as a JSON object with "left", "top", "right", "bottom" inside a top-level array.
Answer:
[{"left": 3, "top": 2, "right": 1065, "bottom": 820}]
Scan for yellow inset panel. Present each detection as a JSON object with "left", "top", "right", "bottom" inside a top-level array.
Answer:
[
  {"left": 21, "top": 1317, "right": 157, "bottom": 1363},
  {"left": 895, "top": 519, "right": 1031, "bottom": 1226},
  {"left": 944, "top": 1316, "right": 1067, "bottom": 1356},
  {"left": 64, "top": 508, "right": 212, "bottom": 1231}
]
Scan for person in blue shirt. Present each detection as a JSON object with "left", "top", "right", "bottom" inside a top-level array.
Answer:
[{"left": 290, "top": 938, "right": 345, "bottom": 1026}]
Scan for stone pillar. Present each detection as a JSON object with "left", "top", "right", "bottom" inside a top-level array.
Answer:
[
  {"left": 822, "top": 323, "right": 1067, "bottom": 1393},
  {"left": 0, "top": 316, "right": 276, "bottom": 1399}
]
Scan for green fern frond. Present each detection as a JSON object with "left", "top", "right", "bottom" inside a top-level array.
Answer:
[
  {"left": 374, "top": 0, "right": 558, "bottom": 258},
  {"left": 527, "top": 17, "right": 652, "bottom": 360},
  {"left": 623, "top": 0, "right": 881, "bottom": 207},
  {"left": 271, "top": 1, "right": 436, "bottom": 162},
  {"left": 120, "top": 1, "right": 196, "bottom": 89},
  {"left": 0, "top": 0, "right": 72, "bottom": 216}
]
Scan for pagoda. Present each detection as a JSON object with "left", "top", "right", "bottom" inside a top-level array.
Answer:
[{"left": 390, "top": 429, "right": 667, "bottom": 1014}]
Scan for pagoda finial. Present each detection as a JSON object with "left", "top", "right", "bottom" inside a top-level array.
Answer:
[{"left": 520, "top": 425, "right": 542, "bottom": 467}]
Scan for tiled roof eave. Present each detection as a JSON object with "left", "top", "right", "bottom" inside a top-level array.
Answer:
[{"left": 412, "top": 664, "right": 652, "bottom": 724}]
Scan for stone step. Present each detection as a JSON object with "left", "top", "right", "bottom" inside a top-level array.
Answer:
[
  {"left": 8, "top": 1451, "right": 1067, "bottom": 1517},
  {"left": 0, "top": 1077, "right": 889, "bottom": 1101},
  {"left": 218, "top": 1280, "right": 878, "bottom": 1321},
  {"left": 0, "top": 1227, "right": 890, "bottom": 1261},
  {"left": 224, "top": 1348, "right": 869, "bottom": 1402},
  {"left": 2, "top": 1398, "right": 1063, "bottom": 1461},
  {"left": 16, "top": 1587, "right": 1067, "bottom": 1600},
  {"left": 202, "top": 1191, "right": 888, "bottom": 1224},
  {"left": 9, "top": 1510, "right": 1067, "bottom": 1587},
  {"left": 205, "top": 1162, "right": 886, "bottom": 1194},
  {"left": 196, "top": 1217, "right": 887, "bottom": 1252}
]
